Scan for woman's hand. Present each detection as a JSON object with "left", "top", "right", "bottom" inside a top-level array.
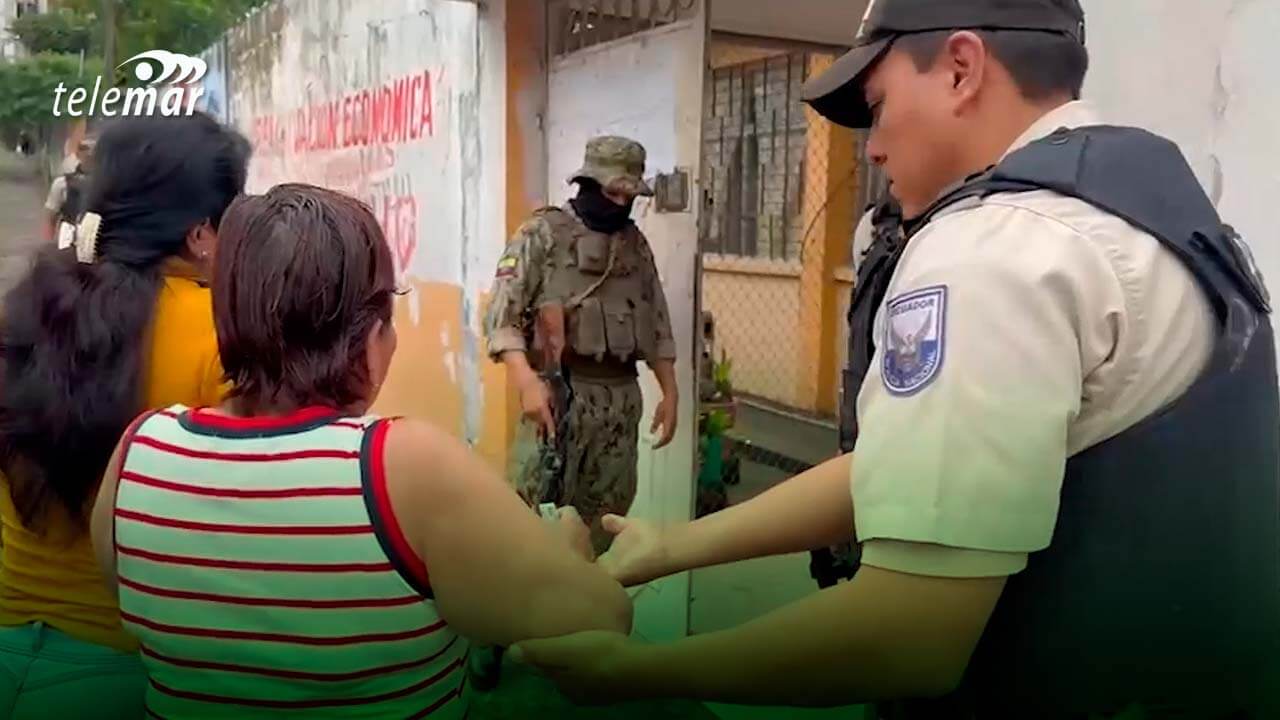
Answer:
[
  {"left": 549, "top": 506, "right": 594, "bottom": 562},
  {"left": 597, "top": 514, "right": 672, "bottom": 586}
]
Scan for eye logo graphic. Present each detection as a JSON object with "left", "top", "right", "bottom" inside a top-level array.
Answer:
[
  {"left": 52, "top": 50, "right": 208, "bottom": 119},
  {"left": 120, "top": 50, "right": 209, "bottom": 85}
]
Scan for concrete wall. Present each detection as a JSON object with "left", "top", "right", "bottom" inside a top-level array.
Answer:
[
  {"left": 222, "top": 0, "right": 508, "bottom": 462},
  {"left": 1081, "top": 0, "right": 1280, "bottom": 374},
  {"left": 703, "top": 258, "right": 803, "bottom": 408}
]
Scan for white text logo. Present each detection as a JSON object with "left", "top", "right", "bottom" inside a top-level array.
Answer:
[{"left": 53, "top": 50, "right": 208, "bottom": 118}]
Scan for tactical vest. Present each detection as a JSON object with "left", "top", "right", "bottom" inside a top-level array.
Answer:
[
  {"left": 536, "top": 207, "right": 662, "bottom": 370},
  {"left": 59, "top": 169, "right": 87, "bottom": 226},
  {"left": 839, "top": 201, "right": 904, "bottom": 454},
  {"left": 843, "top": 126, "right": 1279, "bottom": 718}
]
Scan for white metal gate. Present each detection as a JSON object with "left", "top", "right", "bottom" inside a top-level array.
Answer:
[{"left": 545, "top": 0, "right": 708, "bottom": 642}]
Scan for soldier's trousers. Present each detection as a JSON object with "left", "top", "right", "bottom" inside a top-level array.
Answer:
[{"left": 514, "top": 375, "right": 642, "bottom": 555}]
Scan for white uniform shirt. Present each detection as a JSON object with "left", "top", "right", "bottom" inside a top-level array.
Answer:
[
  {"left": 45, "top": 175, "right": 77, "bottom": 250},
  {"left": 852, "top": 101, "right": 1217, "bottom": 577}
]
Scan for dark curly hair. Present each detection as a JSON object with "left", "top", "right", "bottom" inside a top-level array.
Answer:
[{"left": 0, "top": 113, "right": 250, "bottom": 532}]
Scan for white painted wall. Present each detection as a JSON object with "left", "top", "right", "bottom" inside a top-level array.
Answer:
[
  {"left": 220, "top": 0, "right": 504, "bottom": 443},
  {"left": 0, "top": 0, "right": 21, "bottom": 61},
  {"left": 1081, "top": 0, "right": 1280, "bottom": 372},
  {"left": 710, "top": 0, "right": 866, "bottom": 47}
]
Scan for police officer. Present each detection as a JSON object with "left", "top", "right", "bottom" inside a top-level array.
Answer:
[
  {"left": 44, "top": 137, "right": 94, "bottom": 248},
  {"left": 473, "top": 135, "right": 680, "bottom": 690},
  {"left": 509, "top": 1, "right": 1280, "bottom": 717}
]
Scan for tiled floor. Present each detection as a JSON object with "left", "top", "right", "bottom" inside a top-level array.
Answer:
[
  {"left": 469, "top": 662, "right": 719, "bottom": 719},
  {"left": 471, "top": 456, "right": 868, "bottom": 719},
  {"left": 691, "top": 460, "right": 868, "bottom": 720}
]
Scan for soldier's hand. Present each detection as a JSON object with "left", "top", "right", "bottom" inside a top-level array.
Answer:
[
  {"left": 519, "top": 376, "right": 556, "bottom": 440},
  {"left": 650, "top": 394, "right": 678, "bottom": 449},
  {"left": 597, "top": 514, "right": 670, "bottom": 586}
]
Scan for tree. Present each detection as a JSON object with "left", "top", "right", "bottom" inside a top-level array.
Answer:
[
  {"left": 0, "top": 53, "right": 103, "bottom": 142},
  {"left": 8, "top": 9, "right": 95, "bottom": 55},
  {"left": 0, "top": 1, "right": 266, "bottom": 141},
  {"left": 101, "top": 0, "right": 117, "bottom": 74},
  {"left": 59, "top": 0, "right": 271, "bottom": 61}
]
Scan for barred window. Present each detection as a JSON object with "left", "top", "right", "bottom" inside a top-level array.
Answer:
[{"left": 701, "top": 50, "right": 809, "bottom": 260}]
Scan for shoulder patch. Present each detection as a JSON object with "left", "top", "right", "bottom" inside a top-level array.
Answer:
[
  {"left": 882, "top": 285, "right": 947, "bottom": 396},
  {"left": 495, "top": 255, "right": 519, "bottom": 279}
]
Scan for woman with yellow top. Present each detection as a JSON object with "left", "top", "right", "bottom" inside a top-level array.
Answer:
[{"left": 0, "top": 113, "right": 250, "bottom": 719}]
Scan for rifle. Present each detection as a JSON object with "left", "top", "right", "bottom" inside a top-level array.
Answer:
[{"left": 531, "top": 304, "right": 574, "bottom": 505}]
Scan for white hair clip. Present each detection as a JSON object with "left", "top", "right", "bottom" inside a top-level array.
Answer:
[{"left": 74, "top": 212, "right": 102, "bottom": 264}]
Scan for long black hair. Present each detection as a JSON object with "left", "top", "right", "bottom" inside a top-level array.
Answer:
[{"left": 0, "top": 113, "right": 250, "bottom": 532}]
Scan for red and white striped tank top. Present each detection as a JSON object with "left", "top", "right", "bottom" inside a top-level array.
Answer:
[{"left": 113, "top": 405, "right": 468, "bottom": 719}]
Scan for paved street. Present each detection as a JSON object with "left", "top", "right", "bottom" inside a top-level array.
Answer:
[{"left": 0, "top": 149, "right": 48, "bottom": 301}]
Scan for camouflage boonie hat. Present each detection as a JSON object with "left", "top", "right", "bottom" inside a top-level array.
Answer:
[{"left": 569, "top": 136, "right": 654, "bottom": 197}]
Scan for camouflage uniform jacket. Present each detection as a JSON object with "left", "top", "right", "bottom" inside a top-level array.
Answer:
[{"left": 484, "top": 203, "right": 677, "bottom": 366}]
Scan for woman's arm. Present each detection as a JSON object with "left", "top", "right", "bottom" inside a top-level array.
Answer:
[
  {"left": 89, "top": 436, "right": 128, "bottom": 596},
  {"left": 384, "top": 419, "right": 632, "bottom": 646}
]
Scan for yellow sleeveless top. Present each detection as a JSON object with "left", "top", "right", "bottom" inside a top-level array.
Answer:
[{"left": 0, "top": 262, "right": 226, "bottom": 652}]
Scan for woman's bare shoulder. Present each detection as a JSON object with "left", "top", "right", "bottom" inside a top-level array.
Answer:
[{"left": 379, "top": 418, "right": 497, "bottom": 499}]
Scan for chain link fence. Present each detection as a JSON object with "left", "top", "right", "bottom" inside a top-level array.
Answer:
[{"left": 700, "top": 35, "right": 874, "bottom": 422}]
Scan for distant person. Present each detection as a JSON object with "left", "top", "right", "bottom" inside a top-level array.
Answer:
[
  {"left": 44, "top": 137, "right": 95, "bottom": 248},
  {"left": 0, "top": 114, "right": 249, "bottom": 719},
  {"left": 89, "top": 184, "right": 631, "bottom": 718}
]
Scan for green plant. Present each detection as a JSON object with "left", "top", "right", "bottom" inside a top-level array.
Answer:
[
  {"left": 703, "top": 409, "right": 732, "bottom": 437},
  {"left": 8, "top": 9, "right": 95, "bottom": 55},
  {"left": 712, "top": 350, "right": 733, "bottom": 398},
  {"left": 0, "top": 54, "right": 103, "bottom": 138}
]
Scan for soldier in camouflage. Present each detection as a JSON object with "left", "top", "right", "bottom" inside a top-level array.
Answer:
[{"left": 471, "top": 136, "right": 680, "bottom": 690}]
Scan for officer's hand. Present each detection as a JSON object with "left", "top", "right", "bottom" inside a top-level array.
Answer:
[
  {"left": 597, "top": 514, "right": 670, "bottom": 586},
  {"left": 650, "top": 394, "right": 678, "bottom": 449},
  {"left": 519, "top": 377, "right": 556, "bottom": 440},
  {"left": 551, "top": 506, "right": 595, "bottom": 562},
  {"left": 510, "top": 630, "right": 638, "bottom": 705}
]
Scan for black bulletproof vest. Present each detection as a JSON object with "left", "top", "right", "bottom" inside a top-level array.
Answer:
[
  {"left": 59, "top": 169, "right": 87, "bottom": 226},
  {"left": 839, "top": 202, "right": 904, "bottom": 453},
  {"left": 844, "top": 126, "right": 1280, "bottom": 718}
]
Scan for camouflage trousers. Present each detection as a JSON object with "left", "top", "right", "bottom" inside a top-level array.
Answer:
[{"left": 512, "top": 375, "right": 642, "bottom": 555}]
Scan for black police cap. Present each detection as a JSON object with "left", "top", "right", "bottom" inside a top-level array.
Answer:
[{"left": 802, "top": 0, "right": 1086, "bottom": 129}]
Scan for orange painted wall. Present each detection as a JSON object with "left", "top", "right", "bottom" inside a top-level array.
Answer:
[
  {"left": 470, "top": 0, "right": 548, "bottom": 474},
  {"left": 375, "top": 281, "right": 467, "bottom": 438}
]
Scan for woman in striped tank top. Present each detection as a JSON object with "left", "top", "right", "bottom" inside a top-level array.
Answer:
[{"left": 89, "top": 184, "right": 632, "bottom": 718}]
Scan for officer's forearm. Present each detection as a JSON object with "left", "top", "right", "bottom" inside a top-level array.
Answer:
[
  {"left": 664, "top": 454, "right": 855, "bottom": 574},
  {"left": 612, "top": 567, "right": 1000, "bottom": 706}
]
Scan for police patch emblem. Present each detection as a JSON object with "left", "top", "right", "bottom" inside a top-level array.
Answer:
[{"left": 883, "top": 285, "right": 947, "bottom": 396}]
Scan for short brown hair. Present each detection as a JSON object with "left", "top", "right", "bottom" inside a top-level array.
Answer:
[
  {"left": 213, "top": 184, "right": 396, "bottom": 413},
  {"left": 897, "top": 29, "right": 1089, "bottom": 102}
]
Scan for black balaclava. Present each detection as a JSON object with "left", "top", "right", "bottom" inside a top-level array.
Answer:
[{"left": 570, "top": 180, "right": 634, "bottom": 234}]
